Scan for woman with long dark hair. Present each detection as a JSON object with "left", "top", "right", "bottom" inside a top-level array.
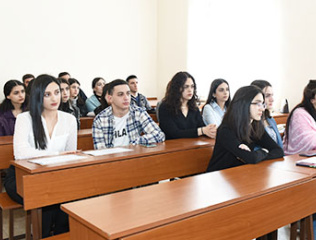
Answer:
[
  {"left": 59, "top": 78, "right": 81, "bottom": 129},
  {"left": 4, "top": 74, "right": 77, "bottom": 237},
  {"left": 202, "top": 78, "right": 230, "bottom": 126},
  {"left": 85, "top": 77, "right": 106, "bottom": 113},
  {"left": 158, "top": 71, "right": 216, "bottom": 140},
  {"left": 0, "top": 80, "right": 26, "bottom": 136},
  {"left": 251, "top": 80, "right": 283, "bottom": 148},
  {"left": 69, "top": 78, "right": 87, "bottom": 117},
  {"left": 207, "top": 85, "right": 283, "bottom": 172},
  {"left": 283, "top": 80, "right": 316, "bottom": 154},
  {"left": 94, "top": 83, "right": 111, "bottom": 115}
]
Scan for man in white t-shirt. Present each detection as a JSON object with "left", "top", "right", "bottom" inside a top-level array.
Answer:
[{"left": 92, "top": 79, "right": 165, "bottom": 148}]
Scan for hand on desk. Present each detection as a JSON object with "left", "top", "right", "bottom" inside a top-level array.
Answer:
[{"left": 202, "top": 124, "right": 217, "bottom": 139}]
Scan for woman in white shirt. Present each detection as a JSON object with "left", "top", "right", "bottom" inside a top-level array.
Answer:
[
  {"left": 4, "top": 74, "right": 77, "bottom": 238},
  {"left": 202, "top": 79, "right": 231, "bottom": 127}
]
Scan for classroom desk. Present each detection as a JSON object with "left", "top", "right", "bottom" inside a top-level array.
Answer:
[
  {"left": 80, "top": 117, "right": 94, "bottom": 129},
  {"left": 61, "top": 164, "right": 316, "bottom": 240},
  {"left": 13, "top": 137, "right": 214, "bottom": 240},
  {"left": 271, "top": 112, "right": 289, "bottom": 125}
]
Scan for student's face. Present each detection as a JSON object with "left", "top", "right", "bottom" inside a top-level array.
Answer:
[
  {"left": 43, "top": 82, "right": 61, "bottom": 112},
  {"left": 250, "top": 93, "right": 265, "bottom": 121},
  {"left": 213, "top": 82, "right": 229, "bottom": 103},
  {"left": 109, "top": 84, "right": 130, "bottom": 111},
  {"left": 263, "top": 86, "right": 274, "bottom": 111},
  {"left": 7, "top": 85, "right": 25, "bottom": 105},
  {"left": 24, "top": 77, "right": 33, "bottom": 87},
  {"left": 70, "top": 83, "right": 80, "bottom": 98},
  {"left": 94, "top": 79, "right": 106, "bottom": 96},
  {"left": 181, "top": 78, "right": 195, "bottom": 102},
  {"left": 60, "top": 83, "right": 70, "bottom": 103},
  {"left": 128, "top": 78, "right": 138, "bottom": 93}
]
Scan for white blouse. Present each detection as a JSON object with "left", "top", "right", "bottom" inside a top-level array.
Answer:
[{"left": 14, "top": 111, "right": 77, "bottom": 160}]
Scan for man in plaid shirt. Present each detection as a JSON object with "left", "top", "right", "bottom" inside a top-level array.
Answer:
[{"left": 93, "top": 79, "right": 165, "bottom": 149}]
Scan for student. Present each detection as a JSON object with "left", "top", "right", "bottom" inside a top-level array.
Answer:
[
  {"left": 93, "top": 79, "right": 165, "bottom": 149},
  {"left": 59, "top": 78, "right": 81, "bottom": 129},
  {"left": 126, "top": 75, "right": 152, "bottom": 111},
  {"left": 251, "top": 80, "right": 283, "bottom": 148},
  {"left": 207, "top": 85, "right": 283, "bottom": 172},
  {"left": 58, "top": 72, "right": 88, "bottom": 101},
  {"left": 94, "top": 83, "right": 111, "bottom": 115},
  {"left": 4, "top": 74, "right": 77, "bottom": 237},
  {"left": 283, "top": 80, "right": 316, "bottom": 154},
  {"left": 0, "top": 80, "right": 26, "bottom": 136},
  {"left": 158, "top": 71, "right": 216, "bottom": 140},
  {"left": 22, "top": 73, "right": 35, "bottom": 87},
  {"left": 69, "top": 78, "right": 88, "bottom": 117},
  {"left": 202, "top": 78, "right": 230, "bottom": 127},
  {"left": 85, "top": 77, "right": 106, "bottom": 113}
]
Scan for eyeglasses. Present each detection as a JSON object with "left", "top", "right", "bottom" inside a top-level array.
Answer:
[{"left": 251, "top": 102, "right": 266, "bottom": 109}]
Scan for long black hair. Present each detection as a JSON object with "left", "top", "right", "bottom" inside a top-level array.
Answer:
[
  {"left": 284, "top": 80, "right": 316, "bottom": 147},
  {"left": 29, "top": 74, "right": 60, "bottom": 150},
  {"left": 0, "top": 80, "right": 26, "bottom": 112},
  {"left": 222, "top": 85, "right": 265, "bottom": 144},
  {"left": 162, "top": 71, "right": 199, "bottom": 115},
  {"left": 204, "top": 78, "right": 231, "bottom": 109},
  {"left": 251, "top": 80, "right": 272, "bottom": 119},
  {"left": 94, "top": 83, "right": 110, "bottom": 115}
]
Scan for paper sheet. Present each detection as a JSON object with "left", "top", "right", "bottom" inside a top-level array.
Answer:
[
  {"left": 29, "top": 154, "right": 87, "bottom": 166},
  {"left": 83, "top": 148, "right": 132, "bottom": 156}
]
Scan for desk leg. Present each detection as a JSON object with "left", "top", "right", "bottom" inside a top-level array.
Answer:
[
  {"left": 31, "top": 208, "right": 42, "bottom": 240},
  {"left": 290, "top": 221, "right": 298, "bottom": 240},
  {"left": 306, "top": 215, "right": 314, "bottom": 240}
]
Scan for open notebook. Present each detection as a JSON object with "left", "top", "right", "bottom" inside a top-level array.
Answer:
[{"left": 29, "top": 154, "right": 87, "bottom": 166}]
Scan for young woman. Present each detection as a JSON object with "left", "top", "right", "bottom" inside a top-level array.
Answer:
[
  {"left": 59, "top": 78, "right": 81, "bottom": 129},
  {"left": 158, "top": 71, "right": 216, "bottom": 140},
  {"left": 4, "top": 74, "right": 77, "bottom": 237},
  {"left": 94, "top": 83, "right": 111, "bottom": 115},
  {"left": 251, "top": 80, "right": 283, "bottom": 148},
  {"left": 85, "top": 77, "right": 106, "bottom": 113},
  {"left": 0, "top": 80, "right": 26, "bottom": 136},
  {"left": 69, "top": 78, "right": 87, "bottom": 117},
  {"left": 283, "top": 80, "right": 316, "bottom": 154},
  {"left": 202, "top": 78, "right": 231, "bottom": 127},
  {"left": 207, "top": 85, "right": 283, "bottom": 172}
]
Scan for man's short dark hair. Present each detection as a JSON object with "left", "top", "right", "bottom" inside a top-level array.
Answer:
[
  {"left": 22, "top": 74, "right": 35, "bottom": 83},
  {"left": 126, "top": 75, "right": 137, "bottom": 83},
  {"left": 58, "top": 72, "right": 70, "bottom": 78},
  {"left": 108, "top": 79, "right": 128, "bottom": 95}
]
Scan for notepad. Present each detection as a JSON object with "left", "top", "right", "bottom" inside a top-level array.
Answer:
[
  {"left": 83, "top": 148, "right": 132, "bottom": 156},
  {"left": 29, "top": 154, "right": 87, "bottom": 166},
  {"left": 296, "top": 157, "right": 316, "bottom": 168}
]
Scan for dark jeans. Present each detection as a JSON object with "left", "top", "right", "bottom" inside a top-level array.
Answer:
[{"left": 4, "top": 165, "right": 69, "bottom": 238}]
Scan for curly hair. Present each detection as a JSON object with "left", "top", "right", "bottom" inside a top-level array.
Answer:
[{"left": 162, "top": 71, "right": 199, "bottom": 116}]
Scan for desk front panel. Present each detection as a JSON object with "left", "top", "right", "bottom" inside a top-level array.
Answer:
[
  {"left": 19, "top": 146, "right": 212, "bottom": 210},
  {"left": 120, "top": 179, "right": 316, "bottom": 240}
]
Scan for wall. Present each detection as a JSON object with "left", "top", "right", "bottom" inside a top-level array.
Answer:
[{"left": 0, "top": 0, "right": 158, "bottom": 100}]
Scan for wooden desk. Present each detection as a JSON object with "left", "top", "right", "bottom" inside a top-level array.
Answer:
[
  {"left": 13, "top": 137, "right": 214, "bottom": 239},
  {"left": 272, "top": 112, "right": 289, "bottom": 125},
  {"left": 147, "top": 97, "right": 157, "bottom": 108},
  {"left": 61, "top": 164, "right": 316, "bottom": 240},
  {"left": 80, "top": 117, "right": 94, "bottom": 129}
]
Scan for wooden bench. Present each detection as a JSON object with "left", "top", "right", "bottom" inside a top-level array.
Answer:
[{"left": 80, "top": 117, "right": 94, "bottom": 129}]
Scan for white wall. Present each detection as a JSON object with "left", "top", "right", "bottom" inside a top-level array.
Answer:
[{"left": 0, "top": 0, "right": 158, "bottom": 100}]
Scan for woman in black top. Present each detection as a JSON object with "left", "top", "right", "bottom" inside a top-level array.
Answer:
[
  {"left": 159, "top": 71, "right": 216, "bottom": 140},
  {"left": 207, "top": 85, "right": 283, "bottom": 172}
]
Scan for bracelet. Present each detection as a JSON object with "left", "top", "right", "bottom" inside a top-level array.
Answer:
[{"left": 201, "top": 127, "right": 204, "bottom": 135}]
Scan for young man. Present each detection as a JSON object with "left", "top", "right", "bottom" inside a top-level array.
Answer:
[
  {"left": 22, "top": 74, "right": 35, "bottom": 87},
  {"left": 93, "top": 79, "right": 165, "bottom": 148},
  {"left": 126, "top": 75, "right": 152, "bottom": 111}
]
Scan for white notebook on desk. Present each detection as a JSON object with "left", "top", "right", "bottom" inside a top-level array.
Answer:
[
  {"left": 29, "top": 154, "right": 87, "bottom": 166},
  {"left": 83, "top": 148, "right": 132, "bottom": 156}
]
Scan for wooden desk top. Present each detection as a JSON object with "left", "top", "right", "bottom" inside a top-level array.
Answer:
[
  {"left": 13, "top": 137, "right": 214, "bottom": 174},
  {"left": 62, "top": 164, "right": 310, "bottom": 240},
  {"left": 260, "top": 154, "right": 316, "bottom": 177}
]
